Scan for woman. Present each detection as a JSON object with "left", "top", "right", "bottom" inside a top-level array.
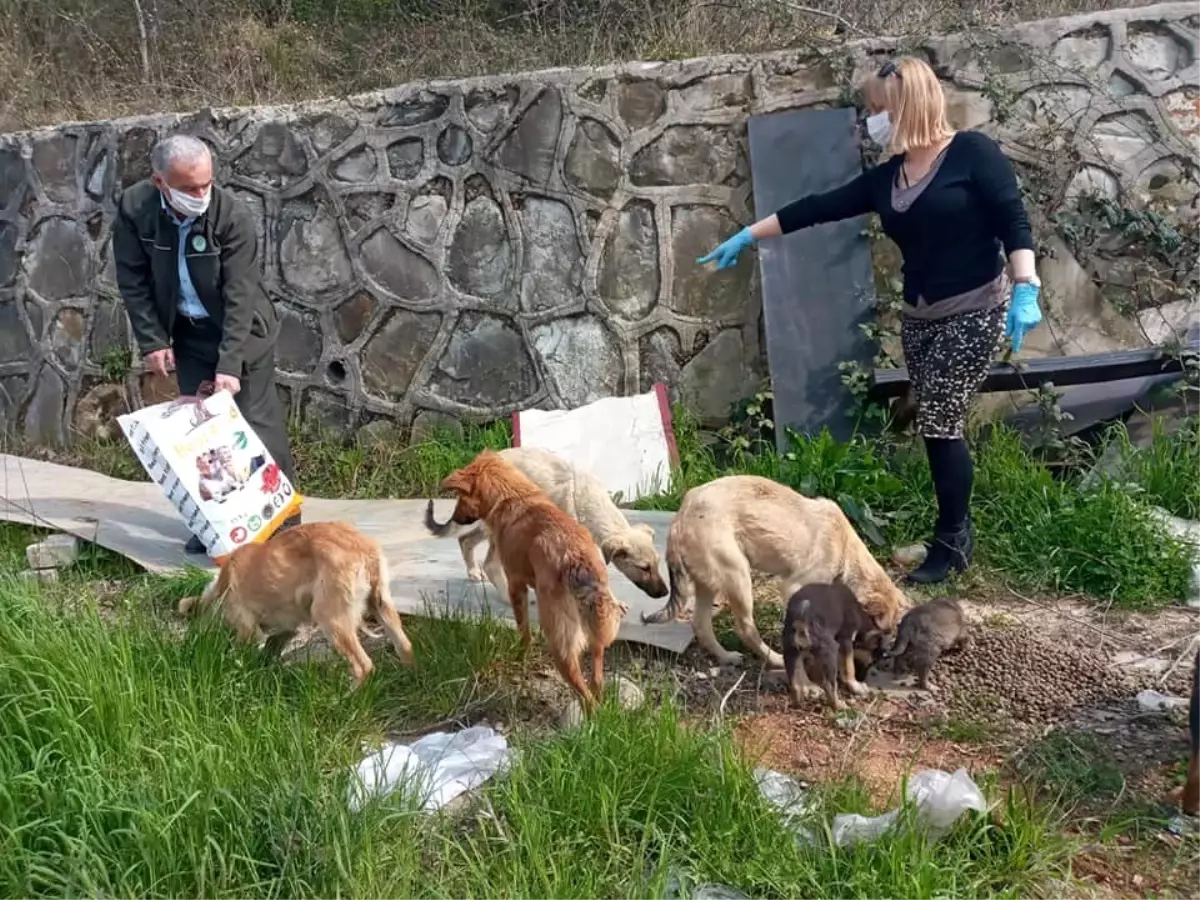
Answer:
[{"left": 697, "top": 56, "right": 1043, "bottom": 584}]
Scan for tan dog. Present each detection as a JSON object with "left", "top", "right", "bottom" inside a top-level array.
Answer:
[
  {"left": 178, "top": 521, "right": 414, "bottom": 685},
  {"left": 434, "top": 449, "right": 627, "bottom": 713},
  {"left": 425, "top": 446, "right": 668, "bottom": 600},
  {"left": 644, "top": 475, "right": 907, "bottom": 668}
]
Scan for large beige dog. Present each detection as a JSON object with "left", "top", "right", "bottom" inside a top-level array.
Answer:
[
  {"left": 643, "top": 475, "right": 908, "bottom": 669},
  {"left": 424, "top": 446, "right": 668, "bottom": 599}
]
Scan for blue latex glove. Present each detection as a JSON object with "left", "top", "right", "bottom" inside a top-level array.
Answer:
[
  {"left": 696, "top": 227, "right": 755, "bottom": 270},
  {"left": 1006, "top": 281, "right": 1042, "bottom": 352}
]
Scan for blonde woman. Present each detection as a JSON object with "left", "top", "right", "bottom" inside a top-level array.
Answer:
[{"left": 697, "top": 56, "right": 1043, "bottom": 584}]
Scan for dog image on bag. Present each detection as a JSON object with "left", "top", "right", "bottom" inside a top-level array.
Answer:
[
  {"left": 195, "top": 450, "right": 241, "bottom": 503},
  {"left": 433, "top": 449, "right": 628, "bottom": 713},
  {"left": 884, "top": 598, "right": 967, "bottom": 691},
  {"left": 646, "top": 475, "right": 907, "bottom": 668},
  {"left": 782, "top": 580, "right": 887, "bottom": 710},
  {"left": 177, "top": 521, "right": 414, "bottom": 685},
  {"left": 424, "top": 446, "right": 668, "bottom": 600}
]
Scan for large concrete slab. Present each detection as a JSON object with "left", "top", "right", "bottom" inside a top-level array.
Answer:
[
  {"left": 748, "top": 106, "right": 878, "bottom": 447},
  {"left": 0, "top": 455, "right": 692, "bottom": 653}
]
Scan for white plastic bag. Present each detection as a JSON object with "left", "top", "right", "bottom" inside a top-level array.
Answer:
[
  {"left": 118, "top": 391, "right": 301, "bottom": 561},
  {"left": 347, "top": 726, "right": 512, "bottom": 812},
  {"left": 834, "top": 768, "right": 988, "bottom": 846},
  {"left": 755, "top": 766, "right": 987, "bottom": 848}
]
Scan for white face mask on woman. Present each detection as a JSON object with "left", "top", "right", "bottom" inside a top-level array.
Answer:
[{"left": 865, "top": 111, "right": 892, "bottom": 146}]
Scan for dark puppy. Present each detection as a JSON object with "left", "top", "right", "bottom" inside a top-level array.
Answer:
[
  {"left": 782, "top": 580, "right": 886, "bottom": 710},
  {"left": 885, "top": 598, "right": 966, "bottom": 691}
]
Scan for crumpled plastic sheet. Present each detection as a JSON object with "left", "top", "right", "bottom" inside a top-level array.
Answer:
[
  {"left": 1135, "top": 689, "right": 1188, "bottom": 713},
  {"left": 756, "top": 766, "right": 989, "bottom": 848},
  {"left": 347, "top": 726, "right": 512, "bottom": 812}
]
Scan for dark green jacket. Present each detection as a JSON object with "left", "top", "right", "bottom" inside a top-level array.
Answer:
[{"left": 112, "top": 179, "right": 279, "bottom": 378}]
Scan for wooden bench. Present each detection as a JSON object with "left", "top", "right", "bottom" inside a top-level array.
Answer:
[{"left": 867, "top": 346, "right": 1192, "bottom": 401}]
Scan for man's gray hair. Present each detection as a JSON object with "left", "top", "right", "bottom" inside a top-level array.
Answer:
[{"left": 150, "top": 134, "right": 211, "bottom": 175}]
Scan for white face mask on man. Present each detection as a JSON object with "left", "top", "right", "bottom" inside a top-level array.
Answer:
[
  {"left": 865, "top": 111, "right": 892, "bottom": 146},
  {"left": 164, "top": 185, "right": 211, "bottom": 219}
]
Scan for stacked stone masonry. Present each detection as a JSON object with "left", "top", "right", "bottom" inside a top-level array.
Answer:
[{"left": 0, "top": 3, "right": 1196, "bottom": 445}]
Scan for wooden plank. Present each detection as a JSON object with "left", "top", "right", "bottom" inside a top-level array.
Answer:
[
  {"left": 867, "top": 346, "right": 1189, "bottom": 400},
  {"left": 748, "top": 107, "right": 877, "bottom": 447}
]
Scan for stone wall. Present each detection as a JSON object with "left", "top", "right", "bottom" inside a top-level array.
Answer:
[{"left": 0, "top": 3, "right": 1196, "bottom": 446}]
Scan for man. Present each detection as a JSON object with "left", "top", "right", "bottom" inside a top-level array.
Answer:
[{"left": 113, "top": 133, "right": 300, "bottom": 555}]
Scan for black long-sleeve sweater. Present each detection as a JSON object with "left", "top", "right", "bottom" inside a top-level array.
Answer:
[{"left": 775, "top": 129, "right": 1034, "bottom": 306}]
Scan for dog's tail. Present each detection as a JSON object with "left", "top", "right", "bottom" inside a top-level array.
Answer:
[
  {"left": 641, "top": 556, "right": 690, "bottom": 624},
  {"left": 565, "top": 560, "right": 623, "bottom": 641},
  {"left": 883, "top": 613, "right": 912, "bottom": 659},
  {"left": 424, "top": 498, "right": 465, "bottom": 538},
  {"left": 366, "top": 552, "right": 415, "bottom": 665},
  {"left": 178, "top": 567, "right": 228, "bottom": 617}
]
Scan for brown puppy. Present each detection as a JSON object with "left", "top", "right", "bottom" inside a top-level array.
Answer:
[
  {"left": 885, "top": 598, "right": 966, "bottom": 691},
  {"left": 434, "top": 449, "right": 628, "bottom": 713},
  {"left": 782, "top": 580, "right": 886, "bottom": 710},
  {"left": 178, "top": 521, "right": 414, "bottom": 685}
]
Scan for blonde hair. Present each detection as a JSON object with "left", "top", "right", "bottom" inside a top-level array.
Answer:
[{"left": 861, "top": 56, "right": 955, "bottom": 155}]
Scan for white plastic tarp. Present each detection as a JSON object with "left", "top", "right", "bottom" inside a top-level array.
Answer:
[{"left": 513, "top": 384, "right": 677, "bottom": 504}]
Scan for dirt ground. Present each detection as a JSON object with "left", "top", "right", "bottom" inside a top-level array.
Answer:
[{"left": 625, "top": 574, "right": 1200, "bottom": 899}]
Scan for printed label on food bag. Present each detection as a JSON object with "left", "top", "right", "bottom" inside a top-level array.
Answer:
[{"left": 118, "top": 391, "right": 302, "bottom": 562}]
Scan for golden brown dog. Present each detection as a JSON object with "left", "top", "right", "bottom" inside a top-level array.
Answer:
[
  {"left": 645, "top": 475, "right": 907, "bottom": 668},
  {"left": 178, "top": 521, "right": 414, "bottom": 685},
  {"left": 434, "top": 449, "right": 628, "bottom": 713}
]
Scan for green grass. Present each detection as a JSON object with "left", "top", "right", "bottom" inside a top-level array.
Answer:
[
  {"left": 1101, "top": 415, "right": 1200, "bottom": 520},
  {"left": 0, "top": 566, "right": 1078, "bottom": 898}
]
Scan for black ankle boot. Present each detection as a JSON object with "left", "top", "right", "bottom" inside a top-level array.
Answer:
[{"left": 906, "top": 523, "right": 971, "bottom": 585}]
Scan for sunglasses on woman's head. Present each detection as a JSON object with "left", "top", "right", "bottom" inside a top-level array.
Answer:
[{"left": 877, "top": 60, "right": 901, "bottom": 79}]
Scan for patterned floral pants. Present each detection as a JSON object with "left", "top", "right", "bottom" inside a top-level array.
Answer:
[{"left": 900, "top": 304, "right": 1007, "bottom": 440}]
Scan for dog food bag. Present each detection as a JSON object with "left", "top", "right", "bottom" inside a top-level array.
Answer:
[{"left": 117, "top": 391, "right": 302, "bottom": 563}]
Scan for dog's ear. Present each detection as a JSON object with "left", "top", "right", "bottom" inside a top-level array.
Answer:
[{"left": 600, "top": 534, "right": 631, "bottom": 563}]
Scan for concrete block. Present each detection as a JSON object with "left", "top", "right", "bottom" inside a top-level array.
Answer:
[
  {"left": 21, "top": 567, "right": 59, "bottom": 584},
  {"left": 25, "top": 533, "right": 81, "bottom": 570}
]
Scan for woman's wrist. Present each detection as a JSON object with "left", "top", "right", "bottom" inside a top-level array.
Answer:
[
  {"left": 1008, "top": 248, "right": 1038, "bottom": 285},
  {"left": 749, "top": 215, "right": 782, "bottom": 241}
]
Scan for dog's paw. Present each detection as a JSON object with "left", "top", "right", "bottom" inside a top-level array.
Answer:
[
  {"left": 715, "top": 650, "right": 745, "bottom": 667},
  {"left": 466, "top": 567, "right": 487, "bottom": 583},
  {"left": 801, "top": 684, "right": 823, "bottom": 700},
  {"left": 846, "top": 680, "right": 871, "bottom": 697},
  {"left": 615, "top": 600, "right": 630, "bottom": 618}
]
